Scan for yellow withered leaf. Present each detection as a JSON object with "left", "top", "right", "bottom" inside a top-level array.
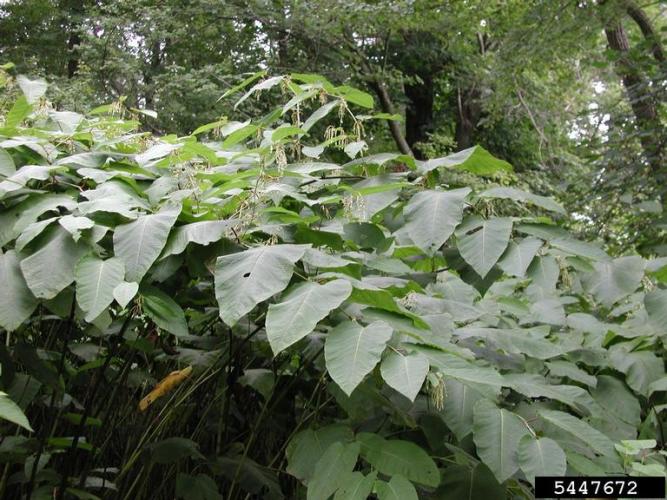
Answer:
[{"left": 139, "top": 366, "right": 193, "bottom": 412}]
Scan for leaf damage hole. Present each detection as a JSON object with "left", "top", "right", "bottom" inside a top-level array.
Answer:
[{"left": 243, "top": 272, "right": 251, "bottom": 278}]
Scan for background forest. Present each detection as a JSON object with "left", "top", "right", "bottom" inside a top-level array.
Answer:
[
  {"left": 0, "top": 0, "right": 666, "bottom": 499},
  {"left": 1, "top": 0, "right": 666, "bottom": 252}
]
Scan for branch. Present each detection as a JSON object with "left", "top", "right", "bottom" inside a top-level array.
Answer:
[
  {"left": 624, "top": 0, "right": 665, "bottom": 63},
  {"left": 515, "top": 86, "right": 549, "bottom": 160},
  {"left": 368, "top": 81, "right": 413, "bottom": 156},
  {"left": 340, "top": 34, "right": 413, "bottom": 156}
]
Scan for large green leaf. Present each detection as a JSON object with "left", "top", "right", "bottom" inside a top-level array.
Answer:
[
  {"left": 0, "top": 391, "right": 33, "bottom": 431},
  {"left": 581, "top": 256, "right": 645, "bottom": 307},
  {"left": 223, "top": 124, "right": 258, "bottom": 148},
  {"left": 58, "top": 215, "right": 95, "bottom": 242},
  {"left": 375, "top": 475, "right": 418, "bottom": 500},
  {"left": 160, "top": 220, "right": 233, "bottom": 258},
  {"left": 307, "top": 442, "right": 360, "bottom": 500},
  {"left": 442, "top": 379, "right": 486, "bottom": 440},
  {"left": 0, "top": 250, "right": 37, "bottom": 332},
  {"left": 402, "top": 188, "right": 471, "bottom": 254},
  {"left": 457, "top": 327, "right": 564, "bottom": 360},
  {"left": 333, "top": 471, "right": 377, "bottom": 500},
  {"left": 591, "top": 375, "right": 650, "bottom": 429},
  {"left": 380, "top": 351, "right": 429, "bottom": 402},
  {"left": 653, "top": 264, "right": 667, "bottom": 284},
  {"left": 357, "top": 433, "right": 439, "bottom": 487},
  {"left": 234, "top": 76, "right": 283, "bottom": 109},
  {"left": 221, "top": 70, "right": 266, "bottom": 99},
  {"left": 472, "top": 399, "right": 531, "bottom": 483},
  {"left": 435, "top": 464, "right": 503, "bottom": 500},
  {"left": 135, "top": 142, "right": 180, "bottom": 166},
  {"left": 532, "top": 300, "right": 565, "bottom": 327},
  {"left": 267, "top": 279, "right": 352, "bottom": 354},
  {"left": 113, "top": 281, "right": 139, "bottom": 309},
  {"left": 506, "top": 375, "right": 592, "bottom": 413},
  {"left": 648, "top": 376, "right": 667, "bottom": 396},
  {"left": 113, "top": 207, "right": 180, "bottom": 282},
  {"left": 609, "top": 349, "right": 664, "bottom": 397},
  {"left": 75, "top": 255, "right": 125, "bottom": 322},
  {"left": 0, "top": 148, "right": 15, "bottom": 177},
  {"left": 302, "top": 101, "right": 339, "bottom": 132},
  {"left": 141, "top": 286, "right": 188, "bottom": 336},
  {"left": 418, "top": 146, "right": 512, "bottom": 176},
  {"left": 215, "top": 244, "right": 309, "bottom": 326},
  {"left": 19, "top": 227, "right": 85, "bottom": 300},
  {"left": 564, "top": 452, "right": 607, "bottom": 477},
  {"left": 4, "top": 96, "right": 31, "bottom": 128},
  {"left": 1, "top": 193, "right": 76, "bottom": 246},
  {"left": 432, "top": 271, "right": 480, "bottom": 304},
  {"left": 15, "top": 218, "right": 58, "bottom": 251},
  {"left": 349, "top": 175, "right": 402, "bottom": 221},
  {"left": 0, "top": 165, "right": 61, "bottom": 198},
  {"left": 349, "top": 287, "right": 428, "bottom": 328},
  {"left": 479, "top": 187, "right": 565, "bottom": 214},
  {"left": 336, "top": 85, "right": 374, "bottom": 108},
  {"left": 645, "top": 289, "right": 667, "bottom": 328},
  {"left": 517, "top": 435, "right": 566, "bottom": 485},
  {"left": 457, "top": 218, "right": 513, "bottom": 278},
  {"left": 17, "top": 75, "right": 48, "bottom": 104},
  {"left": 343, "top": 222, "right": 386, "bottom": 249},
  {"left": 286, "top": 424, "right": 354, "bottom": 483},
  {"left": 551, "top": 238, "right": 610, "bottom": 261},
  {"left": 538, "top": 409, "right": 616, "bottom": 456},
  {"left": 325, "top": 320, "right": 392, "bottom": 395},
  {"left": 546, "top": 360, "right": 597, "bottom": 388},
  {"left": 527, "top": 255, "right": 560, "bottom": 290},
  {"left": 78, "top": 195, "right": 143, "bottom": 219},
  {"left": 417, "top": 349, "right": 504, "bottom": 393},
  {"left": 498, "top": 237, "right": 543, "bottom": 277}
]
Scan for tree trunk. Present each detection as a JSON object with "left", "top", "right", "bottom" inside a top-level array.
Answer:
[
  {"left": 143, "top": 39, "right": 164, "bottom": 109},
  {"left": 604, "top": 21, "right": 664, "bottom": 176},
  {"left": 405, "top": 74, "right": 434, "bottom": 160},
  {"left": 369, "top": 80, "right": 414, "bottom": 156},
  {"left": 65, "top": 0, "right": 84, "bottom": 78},
  {"left": 67, "top": 31, "right": 80, "bottom": 78},
  {"left": 272, "top": 0, "right": 290, "bottom": 69},
  {"left": 453, "top": 32, "right": 487, "bottom": 151},
  {"left": 454, "top": 85, "right": 482, "bottom": 150}
]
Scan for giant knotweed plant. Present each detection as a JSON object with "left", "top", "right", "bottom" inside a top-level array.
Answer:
[{"left": 0, "top": 71, "right": 666, "bottom": 499}]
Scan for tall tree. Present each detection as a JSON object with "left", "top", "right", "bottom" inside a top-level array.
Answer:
[{"left": 602, "top": 0, "right": 665, "bottom": 182}]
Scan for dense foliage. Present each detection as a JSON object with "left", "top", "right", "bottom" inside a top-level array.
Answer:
[
  {"left": 1, "top": 0, "right": 665, "bottom": 254},
  {"left": 1, "top": 72, "right": 667, "bottom": 499}
]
